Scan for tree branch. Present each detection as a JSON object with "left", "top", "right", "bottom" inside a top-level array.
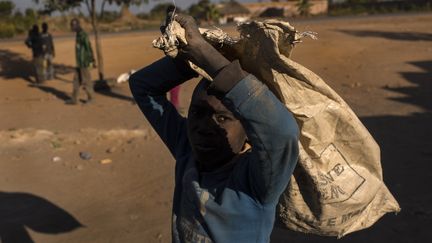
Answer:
[{"left": 84, "top": 0, "right": 91, "bottom": 16}]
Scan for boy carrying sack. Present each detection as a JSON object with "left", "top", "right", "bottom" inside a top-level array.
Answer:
[{"left": 129, "top": 14, "right": 299, "bottom": 243}]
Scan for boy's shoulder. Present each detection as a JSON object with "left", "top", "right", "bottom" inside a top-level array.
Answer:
[{"left": 77, "top": 30, "right": 89, "bottom": 40}]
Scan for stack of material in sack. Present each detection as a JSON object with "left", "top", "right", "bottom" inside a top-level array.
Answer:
[{"left": 153, "top": 19, "right": 400, "bottom": 237}]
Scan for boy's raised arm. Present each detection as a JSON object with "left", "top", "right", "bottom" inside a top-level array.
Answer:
[
  {"left": 129, "top": 56, "right": 196, "bottom": 159},
  {"left": 210, "top": 62, "right": 300, "bottom": 204},
  {"left": 173, "top": 14, "right": 299, "bottom": 204}
]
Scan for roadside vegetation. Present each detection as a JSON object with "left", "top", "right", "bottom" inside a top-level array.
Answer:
[
  {"left": 0, "top": 1, "right": 38, "bottom": 38},
  {"left": 2, "top": 0, "right": 431, "bottom": 39},
  {"left": 328, "top": 0, "right": 432, "bottom": 16},
  {"left": 0, "top": 0, "right": 221, "bottom": 39}
]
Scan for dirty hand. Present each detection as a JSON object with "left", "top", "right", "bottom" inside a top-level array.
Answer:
[{"left": 174, "top": 14, "right": 229, "bottom": 78}]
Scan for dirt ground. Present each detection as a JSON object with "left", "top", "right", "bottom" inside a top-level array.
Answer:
[{"left": 0, "top": 13, "right": 431, "bottom": 243}]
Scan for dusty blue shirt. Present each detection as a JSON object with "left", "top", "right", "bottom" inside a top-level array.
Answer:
[{"left": 129, "top": 57, "right": 299, "bottom": 243}]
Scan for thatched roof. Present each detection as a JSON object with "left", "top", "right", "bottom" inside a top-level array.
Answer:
[{"left": 219, "top": 1, "right": 250, "bottom": 15}]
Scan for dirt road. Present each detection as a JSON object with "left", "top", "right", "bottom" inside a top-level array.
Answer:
[{"left": 1, "top": 13, "right": 431, "bottom": 243}]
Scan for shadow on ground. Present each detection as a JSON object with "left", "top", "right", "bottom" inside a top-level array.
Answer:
[
  {"left": 0, "top": 49, "right": 74, "bottom": 101},
  {"left": 0, "top": 49, "right": 75, "bottom": 82},
  {"left": 387, "top": 60, "right": 432, "bottom": 110},
  {"left": 271, "top": 61, "right": 432, "bottom": 242},
  {"left": 0, "top": 49, "right": 135, "bottom": 103},
  {"left": 337, "top": 30, "right": 432, "bottom": 41},
  {"left": 28, "top": 83, "right": 71, "bottom": 101},
  {"left": 0, "top": 49, "right": 34, "bottom": 82},
  {"left": 95, "top": 85, "right": 135, "bottom": 103},
  {"left": 0, "top": 191, "right": 82, "bottom": 243}
]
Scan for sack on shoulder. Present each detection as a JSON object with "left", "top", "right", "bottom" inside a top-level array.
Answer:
[{"left": 154, "top": 19, "right": 400, "bottom": 237}]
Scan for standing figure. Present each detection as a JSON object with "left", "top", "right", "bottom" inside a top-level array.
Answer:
[
  {"left": 67, "top": 18, "right": 95, "bottom": 105},
  {"left": 25, "top": 24, "right": 45, "bottom": 84},
  {"left": 41, "top": 22, "right": 55, "bottom": 80}
]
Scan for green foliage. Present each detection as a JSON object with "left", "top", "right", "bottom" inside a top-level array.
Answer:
[
  {"left": 135, "top": 12, "right": 149, "bottom": 19},
  {"left": 107, "top": 0, "right": 148, "bottom": 6},
  {"left": 296, "top": 0, "right": 311, "bottom": 16},
  {"left": 11, "top": 9, "right": 36, "bottom": 34},
  {"left": 25, "top": 8, "right": 38, "bottom": 20},
  {"left": 50, "top": 140, "right": 62, "bottom": 149},
  {"left": 0, "top": 22, "right": 15, "bottom": 38},
  {"left": 0, "top": 0, "right": 14, "bottom": 17},
  {"left": 149, "top": 3, "right": 176, "bottom": 21},
  {"left": 35, "top": 0, "right": 80, "bottom": 14},
  {"left": 14, "top": 10, "right": 23, "bottom": 18},
  {"left": 0, "top": 2, "right": 39, "bottom": 38},
  {"left": 99, "top": 10, "right": 120, "bottom": 23},
  {"left": 329, "top": 1, "right": 432, "bottom": 16},
  {"left": 188, "top": 0, "right": 220, "bottom": 22},
  {"left": 346, "top": 0, "right": 369, "bottom": 4}
]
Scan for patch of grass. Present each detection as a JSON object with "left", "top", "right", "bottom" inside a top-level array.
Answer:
[
  {"left": 0, "top": 22, "right": 15, "bottom": 38},
  {"left": 51, "top": 140, "right": 62, "bottom": 149}
]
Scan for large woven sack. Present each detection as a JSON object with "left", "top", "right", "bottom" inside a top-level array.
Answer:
[{"left": 153, "top": 19, "right": 400, "bottom": 237}]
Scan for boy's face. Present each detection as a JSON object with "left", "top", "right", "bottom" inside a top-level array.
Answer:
[
  {"left": 187, "top": 81, "right": 247, "bottom": 172},
  {"left": 70, "top": 21, "right": 79, "bottom": 32}
]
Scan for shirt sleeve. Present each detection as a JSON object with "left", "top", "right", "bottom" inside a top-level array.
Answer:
[
  {"left": 82, "top": 32, "right": 94, "bottom": 63},
  {"left": 50, "top": 34, "right": 55, "bottom": 56},
  {"left": 129, "top": 56, "right": 196, "bottom": 160},
  {"left": 25, "top": 35, "right": 32, "bottom": 48},
  {"left": 210, "top": 61, "right": 300, "bottom": 204}
]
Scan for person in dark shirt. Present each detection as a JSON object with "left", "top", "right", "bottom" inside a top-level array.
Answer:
[
  {"left": 25, "top": 24, "right": 44, "bottom": 84},
  {"left": 41, "top": 22, "right": 55, "bottom": 80},
  {"left": 129, "top": 14, "right": 299, "bottom": 243}
]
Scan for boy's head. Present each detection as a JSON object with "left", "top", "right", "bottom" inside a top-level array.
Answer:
[
  {"left": 31, "top": 24, "right": 39, "bottom": 35},
  {"left": 70, "top": 18, "right": 80, "bottom": 32},
  {"left": 187, "top": 79, "right": 247, "bottom": 172},
  {"left": 42, "top": 22, "right": 48, "bottom": 33}
]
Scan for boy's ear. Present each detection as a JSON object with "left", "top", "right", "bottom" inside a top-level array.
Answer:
[{"left": 240, "top": 140, "right": 251, "bottom": 154}]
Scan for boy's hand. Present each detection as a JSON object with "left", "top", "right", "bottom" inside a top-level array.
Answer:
[{"left": 174, "top": 14, "right": 229, "bottom": 78}]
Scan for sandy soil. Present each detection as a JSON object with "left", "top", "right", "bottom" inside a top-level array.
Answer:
[{"left": 0, "top": 13, "right": 431, "bottom": 243}]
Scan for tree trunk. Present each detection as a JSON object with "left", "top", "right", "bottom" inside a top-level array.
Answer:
[
  {"left": 100, "top": 0, "right": 107, "bottom": 19},
  {"left": 120, "top": 3, "right": 139, "bottom": 23},
  {"left": 90, "top": 0, "right": 104, "bottom": 81},
  {"left": 120, "top": 3, "right": 132, "bottom": 19}
]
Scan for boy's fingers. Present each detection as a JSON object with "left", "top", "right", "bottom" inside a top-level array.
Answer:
[
  {"left": 165, "top": 11, "right": 175, "bottom": 25},
  {"left": 167, "top": 11, "right": 175, "bottom": 19},
  {"left": 174, "top": 14, "right": 187, "bottom": 27},
  {"left": 175, "top": 14, "right": 195, "bottom": 29}
]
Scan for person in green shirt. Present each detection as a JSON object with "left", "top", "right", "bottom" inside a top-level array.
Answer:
[{"left": 67, "top": 18, "right": 95, "bottom": 105}]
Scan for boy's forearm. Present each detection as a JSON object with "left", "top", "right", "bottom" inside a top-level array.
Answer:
[
  {"left": 129, "top": 56, "right": 191, "bottom": 158},
  {"left": 129, "top": 56, "right": 195, "bottom": 96},
  {"left": 207, "top": 60, "right": 248, "bottom": 97},
  {"left": 223, "top": 74, "right": 299, "bottom": 156},
  {"left": 209, "top": 65, "right": 299, "bottom": 202}
]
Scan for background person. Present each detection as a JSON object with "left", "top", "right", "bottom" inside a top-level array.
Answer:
[
  {"left": 25, "top": 24, "right": 45, "bottom": 84},
  {"left": 66, "top": 18, "right": 95, "bottom": 105},
  {"left": 41, "top": 22, "right": 55, "bottom": 80}
]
